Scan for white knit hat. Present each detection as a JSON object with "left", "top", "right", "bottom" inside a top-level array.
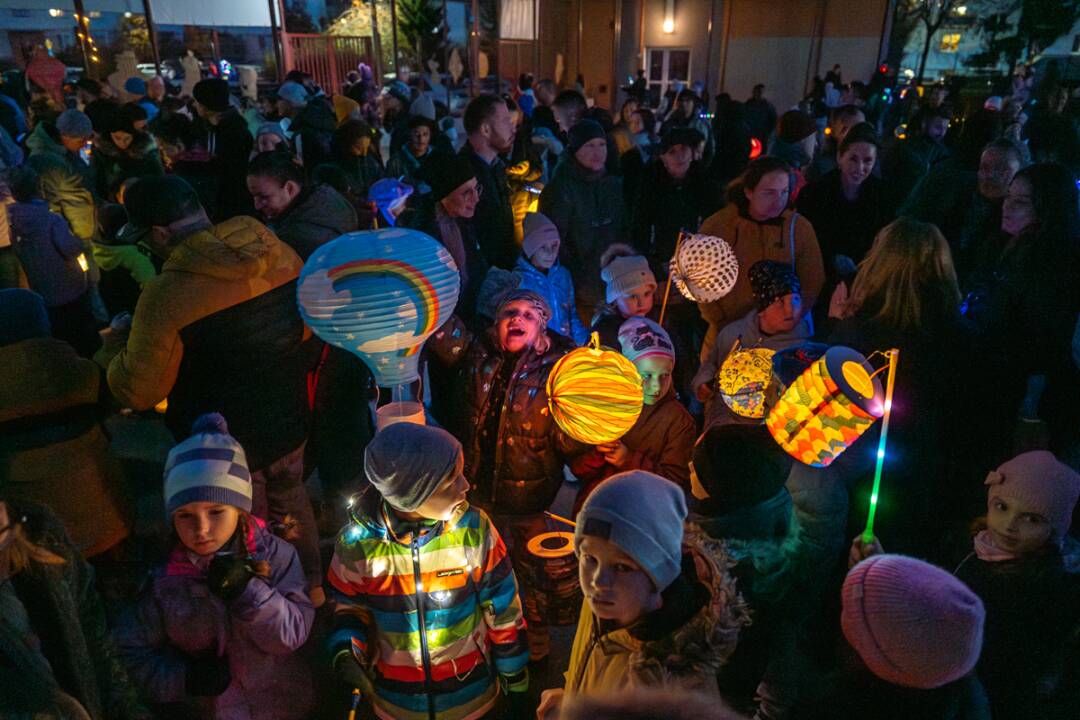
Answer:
[{"left": 601, "top": 254, "right": 656, "bottom": 304}]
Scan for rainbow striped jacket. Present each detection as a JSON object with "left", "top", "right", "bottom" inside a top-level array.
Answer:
[{"left": 327, "top": 487, "right": 529, "bottom": 720}]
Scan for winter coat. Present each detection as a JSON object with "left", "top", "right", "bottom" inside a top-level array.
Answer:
[
  {"left": 512, "top": 255, "right": 588, "bottom": 345},
  {"left": 539, "top": 158, "right": 627, "bottom": 315},
  {"left": 795, "top": 169, "right": 893, "bottom": 269},
  {"left": 385, "top": 145, "right": 431, "bottom": 189},
  {"left": 205, "top": 108, "right": 254, "bottom": 221},
  {"left": 696, "top": 204, "right": 825, "bottom": 359},
  {"left": 92, "top": 238, "right": 157, "bottom": 316},
  {"left": 25, "top": 122, "right": 95, "bottom": 241},
  {"left": 0, "top": 337, "right": 130, "bottom": 557},
  {"left": 570, "top": 387, "right": 695, "bottom": 513},
  {"left": 269, "top": 183, "right": 358, "bottom": 261},
  {"left": 630, "top": 160, "right": 724, "bottom": 269},
  {"left": 460, "top": 142, "right": 518, "bottom": 270},
  {"left": 321, "top": 153, "right": 384, "bottom": 200},
  {"left": 953, "top": 549, "right": 1080, "bottom": 720},
  {"left": 809, "top": 662, "right": 991, "bottom": 720},
  {"left": 693, "top": 309, "right": 813, "bottom": 431},
  {"left": 882, "top": 135, "right": 950, "bottom": 210},
  {"left": 564, "top": 526, "right": 749, "bottom": 700},
  {"left": 427, "top": 317, "right": 583, "bottom": 516},
  {"left": 7, "top": 199, "right": 88, "bottom": 307},
  {"left": 92, "top": 133, "right": 164, "bottom": 202},
  {"left": 291, "top": 98, "right": 336, "bottom": 171},
  {"left": 326, "top": 486, "right": 529, "bottom": 720},
  {"left": 0, "top": 501, "right": 147, "bottom": 720},
  {"left": 105, "top": 216, "right": 317, "bottom": 471},
  {"left": 114, "top": 520, "right": 316, "bottom": 720}
]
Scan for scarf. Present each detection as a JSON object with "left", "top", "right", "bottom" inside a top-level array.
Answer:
[{"left": 973, "top": 529, "right": 1020, "bottom": 562}]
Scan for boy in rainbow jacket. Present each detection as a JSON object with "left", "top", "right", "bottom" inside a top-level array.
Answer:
[{"left": 327, "top": 422, "right": 530, "bottom": 720}]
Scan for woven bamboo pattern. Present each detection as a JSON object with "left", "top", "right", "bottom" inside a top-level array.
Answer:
[{"left": 547, "top": 333, "right": 644, "bottom": 444}]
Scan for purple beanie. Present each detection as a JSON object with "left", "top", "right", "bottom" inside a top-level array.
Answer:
[
  {"left": 986, "top": 450, "right": 1080, "bottom": 546},
  {"left": 842, "top": 555, "right": 984, "bottom": 689}
]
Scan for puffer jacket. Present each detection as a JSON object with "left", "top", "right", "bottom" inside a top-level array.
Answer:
[
  {"left": 25, "top": 122, "right": 95, "bottom": 241},
  {"left": 113, "top": 519, "right": 315, "bottom": 720},
  {"left": 564, "top": 525, "right": 750, "bottom": 700},
  {"left": 0, "top": 337, "right": 130, "bottom": 557},
  {"left": 269, "top": 183, "right": 358, "bottom": 260},
  {"left": 427, "top": 316, "right": 583, "bottom": 515},
  {"left": 92, "top": 133, "right": 164, "bottom": 202},
  {"left": 0, "top": 501, "right": 147, "bottom": 720},
  {"left": 512, "top": 254, "right": 588, "bottom": 345},
  {"left": 696, "top": 204, "right": 824, "bottom": 359},
  {"left": 327, "top": 486, "right": 529, "bottom": 720},
  {"left": 105, "top": 216, "right": 317, "bottom": 470}
]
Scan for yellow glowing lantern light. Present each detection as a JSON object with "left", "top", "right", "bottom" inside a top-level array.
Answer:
[
  {"left": 547, "top": 332, "right": 643, "bottom": 444},
  {"left": 718, "top": 343, "right": 776, "bottom": 419},
  {"left": 765, "top": 346, "right": 884, "bottom": 467}
]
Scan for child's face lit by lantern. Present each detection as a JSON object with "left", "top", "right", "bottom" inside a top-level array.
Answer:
[
  {"left": 758, "top": 292, "right": 802, "bottom": 335},
  {"left": 636, "top": 355, "right": 673, "bottom": 405},
  {"left": 497, "top": 300, "right": 544, "bottom": 354},
  {"left": 578, "top": 535, "right": 662, "bottom": 628},
  {"left": 173, "top": 502, "right": 240, "bottom": 556},
  {"left": 529, "top": 237, "right": 560, "bottom": 271},
  {"left": 987, "top": 494, "right": 1052, "bottom": 556},
  {"left": 615, "top": 285, "right": 655, "bottom": 318},
  {"left": 410, "top": 454, "right": 470, "bottom": 521}
]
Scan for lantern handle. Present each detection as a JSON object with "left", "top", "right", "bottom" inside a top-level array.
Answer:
[
  {"left": 861, "top": 348, "right": 900, "bottom": 545},
  {"left": 658, "top": 229, "right": 691, "bottom": 326}
]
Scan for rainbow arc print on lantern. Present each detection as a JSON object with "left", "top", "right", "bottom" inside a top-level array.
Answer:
[{"left": 298, "top": 228, "right": 461, "bottom": 387}]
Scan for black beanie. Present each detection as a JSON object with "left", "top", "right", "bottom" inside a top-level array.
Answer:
[
  {"left": 692, "top": 424, "right": 792, "bottom": 514},
  {"left": 748, "top": 260, "right": 801, "bottom": 310},
  {"left": 567, "top": 119, "right": 606, "bottom": 154},
  {"left": 122, "top": 176, "right": 202, "bottom": 233},
  {"left": 419, "top": 152, "right": 476, "bottom": 202},
  {"left": 193, "top": 78, "right": 231, "bottom": 113}
]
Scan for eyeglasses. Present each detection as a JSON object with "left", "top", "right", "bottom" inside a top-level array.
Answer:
[{"left": 461, "top": 184, "right": 483, "bottom": 201}]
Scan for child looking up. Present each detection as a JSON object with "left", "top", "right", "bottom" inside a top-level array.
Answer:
[
  {"left": 328, "top": 422, "right": 530, "bottom": 720},
  {"left": 114, "top": 414, "right": 316, "bottom": 720},
  {"left": 513, "top": 211, "right": 589, "bottom": 345}
]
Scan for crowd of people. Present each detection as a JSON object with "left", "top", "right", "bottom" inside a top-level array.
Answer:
[{"left": 0, "top": 48, "right": 1078, "bottom": 720}]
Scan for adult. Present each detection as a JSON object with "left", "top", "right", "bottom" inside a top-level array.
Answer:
[
  {"left": 539, "top": 119, "right": 627, "bottom": 323},
  {"left": 710, "top": 93, "right": 753, "bottom": 186},
  {"left": 319, "top": 118, "right": 384, "bottom": 202},
  {"left": 768, "top": 110, "right": 817, "bottom": 198},
  {"left": 152, "top": 113, "right": 220, "bottom": 218},
  {"left": 460, "top": 94, "right": 518, "bottom": 269},
  {"left": 531, "top": 79, "right": 561, "bottom": 136},
  {"left": 661, "top": 89, "right": 714, "bottom": 165},
  {"left": 744, "top": 84, "right": 778, "bottom": 145},
  {"left": 804, "top": 104, "right": 866, "bottom": 183},
  {"left": 100, "top": 176, "right": 322, "bottom": 598},
  {"left": 610, "top": 97, "right": 641, "bottom": 158},
  {"left": 882, "top": 104, "right": 951, "bottom": 209},
  {"left": 276, "top": 80, "right": 335, "bottom": 170},
  {"left": 551, "top": 89, "right": 589, "bottom": 139},
  {"left": 74, "top": 78, "right": 115, "bottom": 135},
  {"left": 122, "top": 77, "right": 158, "bottom": 123},
  {"left": 386, "top": 114, "right": 436, "bottom": 190},
  {"left": 619, "top": 107, "right": 658, "bottom": 207},
  {"left": 192, "top": 78, "right": 253, "bottom": 220},
  {"left": 246, "top": 150, "right": 357, "bottom": 261},
  {"left": 695, "top": 156, "right": 824, "bottom": 359},
  {"left": 377, "top": 80, "right": 412, "bottom": 155},
  {"left": 24, "top": 109, "right": 95, "bottom": 244},
  {"left": 0, "top": 289, "right": 131, "bottom": 559},
  {"left": 92, "top": 103, "right": 164, "bottom": 203},
  {"left": 1024, "top": 84, "right": 1079, "bottom": 169}
]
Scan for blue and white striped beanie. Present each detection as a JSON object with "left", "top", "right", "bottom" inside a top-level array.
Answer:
[{"left": 164, "top": 413, "right": 252, "bottom": 517}]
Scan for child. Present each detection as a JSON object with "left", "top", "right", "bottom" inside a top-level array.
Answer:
[
  {"left": 538, "top": 471, "right": 748, "bottom": 719},
  {"left": 114, "top": 414, "right": 316, "bottom": 720},
  {"left": 513, "top": 211, "right": 589, "bottom": 345},
  {"left": 327, "top": 422, "right": 530, "bottom": 720},
  {"left": 591, "top": 244, "right": 657, "bottom": 348},
  {"left": 693, "top": 260, "right": 812, "bottom": 429},
  {"left": 570, "top": 317, "right": 694, "bottom": 514},
  {"left": 385, "top": 115, "right": 436, "bottom": 190},
  {"left": 6, "top": 166, "right": 100, "bottom": 357}
]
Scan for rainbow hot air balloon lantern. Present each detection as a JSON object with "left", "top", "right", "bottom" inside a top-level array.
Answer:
[{"left": 297, "top": 228, "right": 461, "bottom": 388}]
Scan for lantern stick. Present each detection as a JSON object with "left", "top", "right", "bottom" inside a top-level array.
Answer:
[
  {"left": 347, "top": 687, "right": 361, "bottom": 720},
  {"left": 658, "top": 230, "right": 689, "bottom": 326},
  {"left": 862, "top": 348, "right": 899, "bottom": 545},
  {"left": 544, "top": 510, "right": 577, "bottom": 528}
]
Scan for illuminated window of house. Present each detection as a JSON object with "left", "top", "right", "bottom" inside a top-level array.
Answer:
[{"left": 940, "top": 33, "right": 962, "bottom": 53}]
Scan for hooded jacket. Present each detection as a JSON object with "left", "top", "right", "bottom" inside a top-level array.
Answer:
[
  {"left": 563, "top": 525, "right": 750, "bottom": 700},
  {"left": 7, "top": 199, "right": 88, "bottom": 307},
  {"left": 269, "top": 183, "right": 358, "bottom": 261},
  {"left": 113, "top": 519, "right": 315, "bottom": 720},
  {"left": 512, "top": 254, "right": 589, "bottom": 345},
  {"left": 25, "top": 122, "right": 95, "bottom": 242},
  {"left": 290, "top": 98, "right": 336, "bottom": 170},
  {"left": 92, "top": 133, "right": 164, "bottom": 202},
  {"left": 105, "top": 216, "right": 316, "bottom": 470}
]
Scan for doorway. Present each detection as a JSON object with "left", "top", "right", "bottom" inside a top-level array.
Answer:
[{"left": 645, "top": 47, "right": 690, "bottom": 108}]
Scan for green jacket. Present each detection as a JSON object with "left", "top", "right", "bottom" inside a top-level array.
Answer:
[
  {"left": 25, "top": 123, "right": 96, "bottom": 242},
  {"left": 91, "top": 242, "right": 156, "bottom": 286}
]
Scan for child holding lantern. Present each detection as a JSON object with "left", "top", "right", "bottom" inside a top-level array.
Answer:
[{"left": 570, "top": 317, "right": 695, "bottom": 514}]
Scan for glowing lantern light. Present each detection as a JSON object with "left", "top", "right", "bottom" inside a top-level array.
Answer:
[
  {"left": 547, "top": 333, "right": 643, "bottom": 444},
  {"left": 765, "top": 346, "right": 884, "bottom": 468},
  {"left": 670, "top": 232, "right": 739, "bottom": 304},
  {"left": 718, "top": 345, "right": 776, "bottom": 419},
  {"left": 297, "top": 228, "right": 460, "bottom": 388},
  {"left": 749, "top": 137, "right": 763, "bottom": 159}
]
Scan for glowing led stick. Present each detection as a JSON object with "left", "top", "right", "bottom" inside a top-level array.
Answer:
[{"left": 862, "top": 349, "right": 899, "bottom": 545}]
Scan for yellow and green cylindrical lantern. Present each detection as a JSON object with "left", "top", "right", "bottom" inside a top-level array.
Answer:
[
  {"left": 765, "top": 346, "right": 884, "bottom": 467},
  {"left": 547, "top": 333, "right": 643, "bottom": 445}
]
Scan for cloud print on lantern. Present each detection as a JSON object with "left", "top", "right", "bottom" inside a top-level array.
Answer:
[{"left": 297, "top": 228, "right": 461, "bottom": 387}]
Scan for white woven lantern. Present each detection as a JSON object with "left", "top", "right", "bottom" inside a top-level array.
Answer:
[{"left": 669, "top": 233, "right": 739, "bottom": 303}]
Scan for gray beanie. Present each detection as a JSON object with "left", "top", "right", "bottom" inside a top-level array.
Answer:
[
  {"left": 522, "top": 212, "right": 560, "bottom": 260},
  {"left": 56, "top": 109, "right": 93, "bottom": 139},
  {"left": 256, "top": 122, "right": 288, "bottom": 142},
  {"left": 575, "top": 470, "right": 687, "bottom": 590},
  {"left": 601, "top": 253, "right": 656, "bottom": 304},
  {"left": 365, "top": 423, "right": 462, "bottom": 512}
]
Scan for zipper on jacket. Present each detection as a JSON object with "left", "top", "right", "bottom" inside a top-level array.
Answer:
[
  {"left": 412, "top": 538, "right": 436, "bottom": 720},
  {"left": 571, "top": 615, "right": 602, "bottom": 691}
]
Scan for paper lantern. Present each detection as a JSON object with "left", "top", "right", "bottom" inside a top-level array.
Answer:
[
  {"left": 765, "top": 346, "right": 884, "bottom": 468},
  {"left": 547, "top": 333, "right": 643, "bottom": 445},
  {"left": 670, "top": 233, "right": 739, "bottom": 303},
  {"left": 718, "top": 346, "right": 776, "bottom": 419},
  {"left": 298, "top": 228, "right": 460, "bottom": 387}
]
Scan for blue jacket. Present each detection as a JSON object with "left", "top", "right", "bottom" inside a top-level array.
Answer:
[
  {"left": 513, "top": 254, "right": 588, "bottom": 345},
  {"left": 7, "top": 199, "right": 87, "bottom": 306}
]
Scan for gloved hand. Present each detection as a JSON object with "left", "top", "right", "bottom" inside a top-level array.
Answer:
[
  {"left": 207, "top": 555, "right": 256, "bottom": 602},
  {"left": 333, "top": 648, "right": 374, "bottom": 697},
  {"left": 185, "top": 654, "right": 231, "bottom": 697}
]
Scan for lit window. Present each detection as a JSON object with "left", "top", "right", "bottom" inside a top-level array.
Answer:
[{"left": 940, "top": 33, "right": 962, "bottom": 53}]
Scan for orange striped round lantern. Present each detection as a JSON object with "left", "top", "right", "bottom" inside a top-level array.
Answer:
[
  {"left": 547, "top": 333, "right": 643, "bottom": 444},
  {"left": 765, "top": 346, "right": 884, "bottom": 467}
]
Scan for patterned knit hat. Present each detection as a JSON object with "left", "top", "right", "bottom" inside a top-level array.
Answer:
[
  {"left": 601, "top": 250, "right": 656, "bottom": 304},
  {"left": 842, "top": 555, "right": 985, "bottom": 689},
  {"left": 748, "top": 260, "right": 800, "bottom": 310},
  {"left": 617, "top": 317, "right": 674, "bottom": 364},
  {"left": 986, "top": 451, "right": 1080, "bottom": 546},
  {"left": 164, "top": 413, "right": 252, "bottom": 517}
]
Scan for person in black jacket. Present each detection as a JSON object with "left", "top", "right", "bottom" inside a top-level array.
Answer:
[
  {"left": 459, "top": 95, "right": 518, "bottom": 269},
  {"left": 276, "top": 80, "right": 336, "bottom": 171},
  {"left": 192, "top": 78, "right": 253, "bottom": 221}
]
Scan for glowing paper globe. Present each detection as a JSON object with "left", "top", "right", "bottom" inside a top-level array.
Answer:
[
  {"left": 718, "top": 346, "right": 776, "bottom": 419},
  {"left": 765, "top": 346, "right": 884, "bottom": 468},
  {"left": 297, "top": 228, "right": 460, "bottom": 387},
  {"left": 670, "top": 233, "right": 739, "bottom": 303},
  {"left": 547, "top": 333, "right": 643, "bottom": 445}
]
